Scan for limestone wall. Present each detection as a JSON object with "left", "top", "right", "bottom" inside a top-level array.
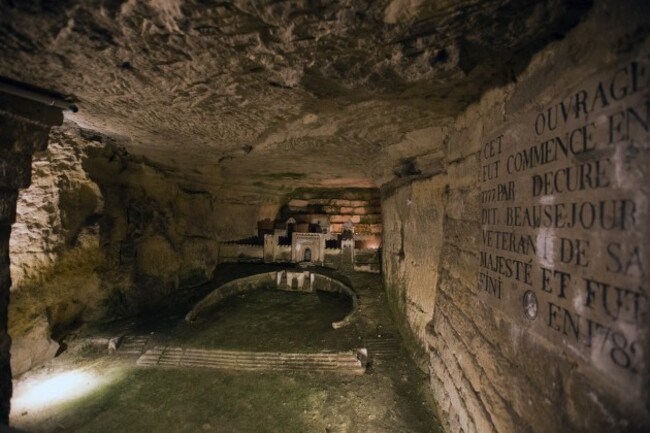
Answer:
[
  {"left": 9, "top": 126, "right": 105, "bottom": 375},
  {"left": 0, "top": 92, "right": 62, "bottom": 423},
  {"left": 282, "top": 189, "right": 382, "bottom": 238},
  {"left": 7, "top": 125, "right": 252, "bottom": 374},
  {"left": 382, "top": 2, "right": 650, "bottom": 432},
  {"left": 83, "top": 139, "right": 225, "bottom": 313}
]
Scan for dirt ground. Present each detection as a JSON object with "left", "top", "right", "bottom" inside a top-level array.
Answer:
[{"left": 10, "top": 267, "right": 442, "bottom": 433}]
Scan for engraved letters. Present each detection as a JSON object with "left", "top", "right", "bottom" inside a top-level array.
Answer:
[{"left": 478, "top": 56, "right": 649, "bottom": 390}]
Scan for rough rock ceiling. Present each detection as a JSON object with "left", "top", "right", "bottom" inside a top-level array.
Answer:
[{"left": 0, "top": 0, "right": 592, "bottom": 202}]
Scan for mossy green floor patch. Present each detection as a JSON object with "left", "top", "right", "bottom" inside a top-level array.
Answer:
[
  {"left": 12, "top": 268, "right": 442, "bottom": 433},
  {"left": 100, "top": 289, "right": 359, "bottom": 353},
  {"left": 167, "top": 290, "right": 358, "bottom": 352},
  {"left": 12, "top": 356, "right": 440, "bottom": 433},
  {"left": 18, "top": 366, "right": 314, "bottom": 433}
]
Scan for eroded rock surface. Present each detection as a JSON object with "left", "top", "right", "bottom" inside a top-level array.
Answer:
[
  {"left": 382, "top": 2, "right": 650, "bottom": 432},
  {"left": 0, "top": 0, "right": 591, "bottom": 202},
  {"left": 9, "top": 125, "right": 235, "bottom": 356},
  {"left": 10, "top": 127, "right": 104, "bottom": 287},
  {"left": 2, "top": 1, "right": 650, "bottom": 433},
  {"left": 9, "top": 315, "right": 59, "bottom": 377},
  {"left": 9, "top": 125, "right": 105, "bottom": 374}
]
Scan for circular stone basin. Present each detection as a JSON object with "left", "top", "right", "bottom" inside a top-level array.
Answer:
[
  {"left": 185, "top": 271, "right": 359, "bottom": 328},
  {"left": 162, "top": 289, "right": 360, "bottom": 353}
]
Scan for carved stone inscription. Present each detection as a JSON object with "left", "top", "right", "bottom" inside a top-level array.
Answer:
[{"left": 478, "top": 54, "right": 649, "bottom": 393}]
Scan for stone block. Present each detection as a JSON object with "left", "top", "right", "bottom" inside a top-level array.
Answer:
[
  {"left": 440, "top": 245, "right": 478, "bottom": 290},
  {"left": 328, "top": 215, "right": 348, "bottom": 223},
  {"left": 446, "top": 188, "right": 480, "bottom": 222},
  {"left": 349, "top": 200, "right": 368, "bottom": 207},
  {"left": 453, "top": 346, "right": 483, "bottom": 394},
  {"left": 431, "top": 314, "right": 485, "bottom": 396},
  {"left": 354, "top": 223, "right": 383, "bottom": 235},
  {"left": 310, "top": 199, "right": 330, "bottom": 205},
  {"left": 447, "top": 154, "right": 479, "bottom": 190},
  {"left": 440, "top": 340, "right": 462, "bottom": 388},
  {"left": 443, "top": 218, "right": 478, "bottom": 251},
  {"left": 465, "top": 401, "right": 493, "bottom": 433},
  {"left": 447, "top": 119, "right": 483, "bottom": 164},
  {"left": 430, "top": 353, "right": 452, "bottom": 415},
  {"left": 442, "top": 375, "right": 464, "bottom": 430},
  {"left": 288, "top": 199, "right": 309, "bottom": 208},
  {"left": 329, "top": 223, "right": 343, "bottom": 233}
]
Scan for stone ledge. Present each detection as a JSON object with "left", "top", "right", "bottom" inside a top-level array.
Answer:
[{"left": 0, "top": 93, "right": 63, "bottom": 128}]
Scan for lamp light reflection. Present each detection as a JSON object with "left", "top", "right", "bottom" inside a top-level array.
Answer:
[
  {"left": 365, "top": 241, "right": 380, "bottom": 249},
  {"left": 12, "top": 370, "right": 101, "bottom": 411}
]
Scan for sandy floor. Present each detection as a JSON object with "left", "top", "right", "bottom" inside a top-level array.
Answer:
[
  {"left": 10, "top": 267, "right": 442, "bottom": 433},
  {"left": 113, "top": 289, "right": 361, "bottom": 353},
  {"left": 11, "top": 355, "right": 439, "bottom": 433}
]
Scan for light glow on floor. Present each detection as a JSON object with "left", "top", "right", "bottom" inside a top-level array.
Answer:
[{"left": 12, "top": 370, "right": 103, "bottom": 412}]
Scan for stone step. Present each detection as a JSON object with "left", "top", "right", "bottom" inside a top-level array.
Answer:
[
  {"left": 173, "top": 354, "right": 354, "bottom": 362},
  {"left": 161, "top": 355, "right": 362, "bottom": 365},
  {"left": 182, "top": 350, "right": 359, "bottom": 358},
  {"left": 139, "top": 361, "right": 365, "bottom": 374},
  {"left": 180, "top": 349, "right": 353, "bottom": 360},
  {"left": 136, "top": 346, "right": 366, "bottom": 374},
  {"left": 175, "top": 356, "right": 362, "bottom": 366},
  {"left": 176, "top": 359, "right": 364, "bottom": 369},
  {"left": 365, "top": 338, "right": 401, "bottom": 359},
  {"left": 116, "top": 335, "right": 150, "bottom": 356},
  {"left": 179, "top": 361, "right": 364, "bottom": 371},
  {"left": 173, "top": 354, "right": 362, "bottom": 366}
]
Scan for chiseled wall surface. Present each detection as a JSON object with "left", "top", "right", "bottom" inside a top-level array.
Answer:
[
  {"left": 8, "top": 125, "right": 264, "bottom": 375},
  {"left": 382, "top": 2, "right": 650, "bottom": 432},
  {"left": 0, "top": 93, "right": 62, "bottom": 424},
  {"left": 383, "top": 174, "right": 447, "bottom": 362}
]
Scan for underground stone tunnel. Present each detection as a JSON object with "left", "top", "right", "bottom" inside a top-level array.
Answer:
[{"left": 0, "top": 0, "right": 649, "bottom": 432}]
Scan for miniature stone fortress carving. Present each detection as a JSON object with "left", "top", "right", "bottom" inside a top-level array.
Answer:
[{"left": 219, "top": 191, "right": 382, "bottom": 273}]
